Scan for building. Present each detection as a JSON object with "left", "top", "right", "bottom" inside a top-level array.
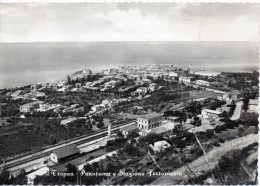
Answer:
[
  {"left": 136, "top": 87, "right": 149, "bottom": 94},
  {"left": 201, "top": 118, "right": 215, "bottom": 125},
  {"left": 120, "top": 123, "right": 138, "bottom": 137},
  {"left": 223, "top": 90, "right": 242, "bottom": 103},
  {"left": 26, "top": 167, "right": 50, "bottom": 185},
  {"left": 149, "top": 140, "right": 171, "bottom": 153},
  {"left": 201, "top": 109, "right": 221, "bottom": 119},
  {"left": 20, "top": 101, "right": 43, "bottom": 113},
  {"left": 137, "top": 112, "right": 163, "bottom": 130},
  {"left": 168, "top": 71, "right": 178, "bottom": 77},
  {"left": 179, "top": 76, "right": 193, "bottom": 84},
  {"left": 149, "top": 83, "right": 158, "bottom": 91},
  {"left": 62, "top": 104, "right": 83, "bottom": 113},
  {"left": 50, "top": 144, "right": 80, "bottom": 164},
  {"left": 91, "top": 105, "right": 103, "bottom": 112},
  {"left": 60, "top": 117, "right": 78, "bottom": 126},
  {"left": 166, "top": 116, "right": 179, "bottom": 124},
  {"left": 248, "top": 99, "right": 258, "bottom": 113},
  {"left": 194, "top": 80, "right": 210, "bottom": 87}
]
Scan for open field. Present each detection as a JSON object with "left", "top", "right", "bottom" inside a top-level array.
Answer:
[{"left": 188, "top": 90, "right": 221, "bottom": 100}]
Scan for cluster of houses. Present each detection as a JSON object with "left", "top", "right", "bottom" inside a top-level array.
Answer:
[{"left": 7, "top": 89, "right": 46, "bottom": 101}]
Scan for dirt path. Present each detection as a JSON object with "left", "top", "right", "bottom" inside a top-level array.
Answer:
[
  {"left": 152, "top": 134, "right": 258, "bottom": 184},
  {"left": 230, "top": 101, "right": 243, "bottom": 121}
]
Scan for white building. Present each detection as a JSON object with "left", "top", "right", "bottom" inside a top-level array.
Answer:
[
  {"left": 201, "top": 109, "right": 221, "bottom": 119},
  {"left": 91, "top": 105, "right": 103, "bottom": 112},
  {"left": 248, "top": 99, "right": 258, "bottom": 113},
  {"left": 50, "top": 144, "right": 80, "bottom": 164},
  {"left": 194, "top": 80, "right": 210, "bottom": 87},
  {"left": 60, "top": 117, "right": 78, "bottom": 126},
  {"left": 179, "top": 76, "right": 193, "bottom": 84},
  {"left": 20, "top": 101, "right": 44, "bottom": 113},
  {"left": 168, "top": 71, "right": 178, "bottom": 77},
  {"left": 26, "top": 167, "right": 49, "bottom": 185},
  {"left": 137, "top": 112, "right": 163, "bottom": 131},
  {"left": 149, "top": 140, "right": 171, "bottom": 153}
]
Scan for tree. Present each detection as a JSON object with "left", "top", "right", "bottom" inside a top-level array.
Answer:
[
  {"left": 67, "top": 75, "right": 72, "bottom": 84},
  {"left": 242, "top": 97, "right": 249, "bottom": 112},
  {"left": 96, "top": 121, "right": 104, "bottom": 128},
  {"left": 172, "top": 124, "right": 184, "bottom": 137},
  {"left": 116, "top": 131, "right": 124, "bottom": 138},
  {"left": 229, "top": 100, "right": 236, "bottom": 116},
  {"left": 127, "top": 131, "right": 140, "bottom": 139}
]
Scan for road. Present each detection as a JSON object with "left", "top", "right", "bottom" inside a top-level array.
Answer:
[
  {"left": 0, "top": 121, "right": 136, "bottom": 176},
  {"left": 152, "top": 134, "right": 258, "bottom": 184},
  {"left": 230, "top": 101, "right": 243, "bottom": 121}
]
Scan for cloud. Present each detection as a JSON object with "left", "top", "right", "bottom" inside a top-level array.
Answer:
[{"left": 0, "top": 3, "right": 258, "bottom": 42}]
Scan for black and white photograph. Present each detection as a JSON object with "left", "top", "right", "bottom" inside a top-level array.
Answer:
[{"left": 0, "top": 1, "right": 259, "bottom": 185}]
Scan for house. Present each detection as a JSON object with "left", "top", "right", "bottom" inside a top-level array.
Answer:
[
  {"left": 26, "top": 167, "right": 50, "bottom": 185},
  {"left": 168, "top": 71, "right": 178, "bottom": 77},
  {"left": 194, "top": 80, "right": 210, "bottom": 87},
  {"left": 201, "top": 109, "right": 221, "bottom": 119},
  {"left": 201, "top": 118, "right": 215, "bottom": 125},
  {"left": 91, "top": 105, "right": 104, "bottom": 112},
  {"left": 50, "top": 144, "right": 80, "bottom": 164},
  {"left": 60, "top": 117, "right": 78, "bottom": 126},
  {"left": 37, "top": 103, "right": 63, "bottom": 112},
  {"left": 166, "top": 116, "right": 179, "bottom": 124},
  {"left": 248, "top": 99, "right": 258, "bottom": 113},
  {"left": 62, "top": 104, "right": 81, "bottom": 113},
  {"left": 149, "top": 83, "right": 158, "bottom": 91},
  {"left": 120, "top": 123, "right": 138, "bottom": 136},
  {"left": 137, "top": 112, "right": 163, "bottom": 130},
  {"left": 20, "top": 101, "right": 43, "bottom": 113},
  {"left": 179, "top": 76, "right": 193, "bottom": 84},
  {"left": 223, "top": 90, "right": 242, "bottom": 103},
  {"left": 136, "top": 87, "right": 149, "bottom": 94},
  {"left": 149, "top": 140, "right": 171, "bottom": 153}
]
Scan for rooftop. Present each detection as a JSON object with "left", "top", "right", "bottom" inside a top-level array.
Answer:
[
  {"left": 21, "top": 101, "right": 43, "bottom": 107},
  {"left": 249, "top": 99, "right": 258, "bottom": 105},
  {"left": 151, "top": 123, "right": 175, "bottom": 134},
  {"left": 203, "top": 109, "right": 221, "bottom": 114},
  {"left": 52, "top": 144, "right": 80, "bottom": 159},
  {"left": 60, "top": 117, "right": 78, "bottom": 125},
  {"left": 26, "top": 167, "right": 49, "bottom": 180},
  {"left": 138, "top": 112, "right": 162, "bottom": 120}
]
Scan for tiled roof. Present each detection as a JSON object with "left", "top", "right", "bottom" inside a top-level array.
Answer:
[
  {"left": 53, "top": 144, "right": 80, "bottom": 159},
  {"left": 139, "top": 112, "right": 162, "bottom": 120}
]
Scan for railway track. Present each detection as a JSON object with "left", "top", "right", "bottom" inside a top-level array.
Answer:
[{"left": 2, "top": 121, "right": 135, "bottom": 170}]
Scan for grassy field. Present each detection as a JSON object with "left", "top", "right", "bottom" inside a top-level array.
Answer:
[{"left": 188, "top": 90, "right": 221, "bottom": 100}]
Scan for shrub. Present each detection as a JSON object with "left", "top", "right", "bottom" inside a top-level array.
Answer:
[
  {"left": 146, "top": 161, "right": 153, "bottom": 166},
  {"left": 219, "top": 138, "right": 225, "bottom": 143},
  {"left": 213, "top": 140, "right": 220, "bottom": 147}
]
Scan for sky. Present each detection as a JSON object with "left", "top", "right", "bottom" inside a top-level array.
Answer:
[{"left": 0, "top": 3, "right": 258, "bottom": 42}]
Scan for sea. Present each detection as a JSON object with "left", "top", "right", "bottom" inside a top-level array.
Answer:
[{"left": 0, "top": 41, "right": 258, "bottom": 89}]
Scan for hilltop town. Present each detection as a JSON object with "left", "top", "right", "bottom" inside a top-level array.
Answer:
[{"left": 0, "top": 64, "right": 259, "bottom": 185}]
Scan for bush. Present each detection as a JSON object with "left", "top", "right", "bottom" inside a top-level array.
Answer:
[
  {"left": 219, "top": 138, "right": 225, "bottom": 143},
  {"left": 213, "top": 140, "right": 220, "bottom": 147},
  {"left": 146, "top": 161, "right": 153, "bottom": 166}
]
